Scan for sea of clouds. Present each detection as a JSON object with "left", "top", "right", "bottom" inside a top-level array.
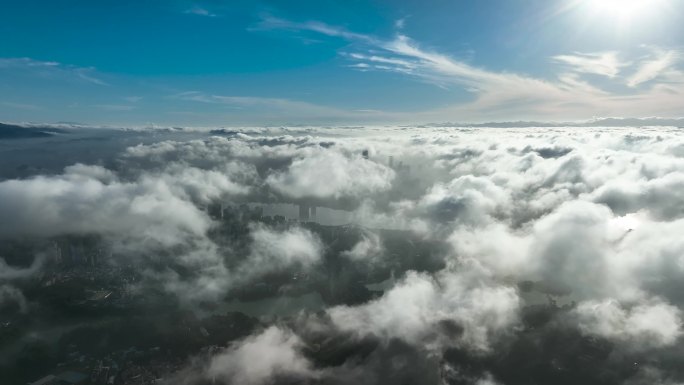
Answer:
[{"left": 3, "top": 125, "right": 684, "bottom": 384}]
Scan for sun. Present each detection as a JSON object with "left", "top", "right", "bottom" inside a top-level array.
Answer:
[
  {"left": 591, "top": 0, "right": 652, "bottom": 14},
  {"left": 585, "top": 0, "right": 667, "bottom": 23}
]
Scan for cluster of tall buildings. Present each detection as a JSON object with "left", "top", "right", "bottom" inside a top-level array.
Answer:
[
  {"left": 363, "top": 149, "right": 411, "bottom": 174},
  {"left": 298, "top": 204, "right": 317, "bottom": 221},
  {"left": 388, "top": 155, "right": 411, "bottom": 173},
  {"left": 207, "top": 203, "right": 263, "bottom": 222},
  {"left": 49, "top": 238, "right": 108, "bottom": 267}
]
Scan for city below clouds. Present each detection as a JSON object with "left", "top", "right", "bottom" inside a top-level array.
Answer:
[
  {"left": 3, "top": 125, "right": 684, "bottom": 384},
  {"left": 3, "top": 1, "right": 684, "bottom": 384}
]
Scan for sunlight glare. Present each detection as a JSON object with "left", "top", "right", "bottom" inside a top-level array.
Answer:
[{"left": 587, "top": 0, "right": 666, "bottom": 23}]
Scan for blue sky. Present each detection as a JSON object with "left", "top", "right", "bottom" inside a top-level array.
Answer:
[{"left": 1, "top": 0, "right": 683, "bottom": 126}]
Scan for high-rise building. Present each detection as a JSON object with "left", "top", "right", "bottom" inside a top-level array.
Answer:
[
  {"left": 299, "top": 204, "right": 310, "bottom": 221},
  {"left": 310, "top": 206, "right": 317, "bottom": 221},
  {"left": 362, "top": 150, "right": 369, "bottom": 159},
  {"left": 208, "top": 203, "right": 223, "bottom": 219}
]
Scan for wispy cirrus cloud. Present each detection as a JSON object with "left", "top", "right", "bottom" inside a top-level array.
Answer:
[
  {"left": 0, "top": 101, "right": 41, "bottom": 110},
  {"left": 74, "top": 67, "right": 108, "bottom": 86},
  {"left": 94, "top": 104, "right": 137, "bottom": 111},
  {"left": 0, "top": 57, "right": 60, "bottom": 68},
  {"left": 252, "top": 16, "right": 376, "bottom": 43},
  {"left": 552, "top": 51, "right": 626, "bottom": 78},
  {"left": 0, "top": 57, "right": 108, "bottom": 86},
  {"left": 124, "top": 96, "right": 143, "bottom": 103},
  {"left": 253, "top": 15, "right": 684, "bottom": 121},
  {"left": 170, "top": 91, "right": 393, "bottom": 121},
  {"left": 184, "top": 6, "right": 216, "bottom": 17},
  {"left": 172, "top": 91, "right": 340, "bottom": 112},
  {"left": 394, "top": 17, "right": 408, "bottom": 30},
  {"left": 627, "top": 49, "right": 680, "bottom": 87}
]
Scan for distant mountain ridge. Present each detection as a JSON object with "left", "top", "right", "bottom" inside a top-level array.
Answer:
[
  {"left": 1, "top": 117, "right": 683, "bottom": 134},
  {"left": 0, "top": 123, "right": 67, "bottom": 139},
  {"left": 423, "top": 117, "right": 684, "bottom": 128}
]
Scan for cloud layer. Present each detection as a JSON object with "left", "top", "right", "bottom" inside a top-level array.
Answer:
[{"left": 4, "top": 125, "right": 684, "bottom": 384}]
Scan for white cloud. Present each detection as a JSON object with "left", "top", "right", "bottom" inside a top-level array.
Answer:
[
  {"left": 0, "top": 255, "right": 44, "bottom": 280},
  {"left": 0, "top": 101, "right": 40, "bottom": 110},
  {"left": 553, "top": 51, "right": 625, "bottom": 78},
  {"left": 417, "top": 175, "right": 510, "bottom": 226},
  {"left": 328, "top": 269, "right": 520, "bottom": 352},
  {"left": 74, "top": 67, "right": 109, "bottom": 86},
  {"left": 9, "top": 124, "right": 684, "bottom": 381},
  {"left": 0, "top": 161, "right": 253, "bottom": 249},
  {"left": 157, "top": 225, "right": 323, "bottom": 304},
  {"left": 123, "top": 96, "right": 143, "bottom": 103},
  {"left": 184, "top": 7, "right": 216, "bottom": 17},
  {"left": 0, "top": 57, "right": 60, "bottom": 68},
  {"left": 238, "top": 225, "right": 323, "bottom": 276},
  {"left": 0, "top": 167, "right": 208, "bottom": 245},
  {"left": 95, "top": 104, "right": 136, "bottom": 111},
  {"left": 207, "top": 326, "right": 316, "bottom": 384},
  {"left": 259, "top": 16, "right": 684, "bottom": 121},
  {"left": 575, "top": 298, "right": 683, "bottom": 348},
  {"left": 266, "top": 149, "right": 395, "bottom": 200},
  {"left": 253, "top": 16, "right": 376, "bottom": 44},
  {"left": 0, "top": 285, "right": 28, "bottom": 312},
  {"left": 341, "top": 231, "right": 384, "bottom": 263},
  {"left": 170, "top": 91, "right": 392, "bottom": 122},
  {"left": 0, "top": 57, "right": 108, "bottom": 86},
  {"left": 627, "top": 49, "right": 680, "bottom": 87}
]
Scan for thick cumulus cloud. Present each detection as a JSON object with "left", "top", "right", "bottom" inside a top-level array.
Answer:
[
  {"left": 414, "top": 174, "right": 511, "bottom": 228},
  {"left": 0, "top": 164, "right": 215, "bottom": 246},
  {"left": 237, "top": 225, "right": 323, "bottom": 278},
  {"left": 121, "top": 134, "right": 396, "bottom": 208},
  {"left": 591, "top": 172, "right": 684, "bottom": 220},
  {"left": 449, "top": 198, "right": 684, "bottom": 307},
  {"left": 0, "top": 255, "right": 43, "bottom": 280},
  {"left": 328, "top": 268, "right": 520, "bottom": 352},
  {"left": 157, "top": 225, "right": 324, "bottom": 303},
  {"left": 266, "top": 150, "right": 395, "bottom": 200},
  {"left": 7, "top": 126, "right": 684, "bottom": 383},
  {"left": 341, "top": 231, "right": 384, "bottom": 264},
  {"left": 206, "top": 326, "right": 317, "bottom": 385},
  {"left": 574, "top": 298, "right": 682, "bottom": 349},
  {"left": 0, "top": 251, "right": 44, "bottom": 313},
  {"left": 0, "top": 285, "right": 28, "bottom": 312}
]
